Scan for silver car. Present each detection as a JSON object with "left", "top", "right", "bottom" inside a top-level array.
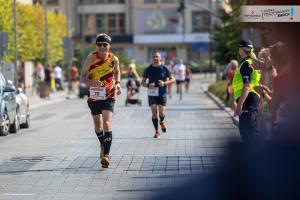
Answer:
[
  {"left": 0, "top": 75, "right": 19, "bottom": 136},
  {"left": 16, "top": 88, "right": 30, "bottom": 129}
]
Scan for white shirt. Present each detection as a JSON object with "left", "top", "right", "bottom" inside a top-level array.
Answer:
[
  {"left": 54, "top": 66, "right": 62, "bottom": 79},
  {"left": 173, "top": 63, "right": 186, "bottom": 81}
]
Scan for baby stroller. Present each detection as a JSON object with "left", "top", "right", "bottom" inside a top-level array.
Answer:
[{"left": 125, "top": 79, "right": 142, "bottom": 107}]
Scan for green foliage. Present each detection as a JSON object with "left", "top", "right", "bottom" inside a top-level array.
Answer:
[
  {"left": 0, "top": 1, "right": 68, "bottom": 64},
  {"left": 0, "top": 0, "right": 14, "bottom": 61},
  {"left": 213, "top": 0, "right": 248, "bottom": 65},
  {"left": 208, "top": 80, "right": 228, "bottom": 104},
  {"left": 135, "top": 64, "right": 147, "bottom": 77},
  {"left": 17, "top": 4, "right": 37, "bottom": 61},
  {"left": 31, "top": 4, "right": 45, "bottom": 61},
  {"left": 47, "top": 11, "right": 67, "bottom": 64},
  {"left": 113, "top": 51, "right": 131, "bottom": 67},
  {"left": 73, "top": 43, "right": 97, "bottom": 70}
]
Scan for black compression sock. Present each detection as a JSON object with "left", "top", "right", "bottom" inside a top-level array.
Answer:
[
  {"left": 95, "top": 130, "right": 104, "bottom": 145},
  {"left": 152, "top": 118, "right": 158, "bottom": 131},
  {"left": 103, "top": 131, "right": 112, "bottom": 155},
  {"left": 159, "top": 115, "right": 165, "bottom": 123}
]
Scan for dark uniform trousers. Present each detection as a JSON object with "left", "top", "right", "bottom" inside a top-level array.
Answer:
[{"left": 238, "top": 93, "right": 261, "bottom": 143}]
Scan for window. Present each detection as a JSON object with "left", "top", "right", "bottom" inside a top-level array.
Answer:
[
  {"left": 96, "top": 13, "right": 126, "bottom": 35},
  {"left": 192, "top": 11, "right": 210, "bottom": 32},
  {"left": 161, "top": 0, "right": 176, "bottom": 3},
  {"left": 144, "top": 0, "right": 157, "bottom": 3},
  {"left": 95, "top": 0, "right": 105, "bottom": 3},
  {"left": 95, "top": 0, "right": 125, "bottom": 3},
  {"left": 80, "top": 0, "right": 93, "bottom": 4},
  {"left": 119, "top": 14, "right": 125, "bottom": 34},
  {"left": 108, "top": 14, "right": 117, "bottom": 34},
  {"left": 96, "top": 14, "right": 105, "bottom": 33}
]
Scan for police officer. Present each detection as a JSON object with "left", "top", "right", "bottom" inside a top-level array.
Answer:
[{"left": 233, "top": 40, "right": 261, "bottom": 143}]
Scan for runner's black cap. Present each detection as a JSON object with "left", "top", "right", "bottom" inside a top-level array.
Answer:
[
  {"left": 95, "top": 33, "right": 111, "bottom": 44},
  {"left": 238, "top": 39, "right": 253, "bottom": 48}
]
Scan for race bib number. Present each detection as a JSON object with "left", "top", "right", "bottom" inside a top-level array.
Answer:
[
  {"left": 90, "top": 87, "right": 106, "bottom": 100},
  {"left": 148, "top": 87, "right": 159, "bottom": 96}
]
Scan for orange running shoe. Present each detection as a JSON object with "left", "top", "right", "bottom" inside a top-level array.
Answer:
[
  {"left": 154, "top": 131, "right": 160, "bottom": 138},
  {"left": 101, "top": 155, "right": 110, "bottom": 168},
  {"left": 160, "top": 122, "right": 167, "bottom": 133}
]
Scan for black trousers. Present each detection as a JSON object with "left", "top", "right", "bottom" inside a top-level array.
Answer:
[
  {"left": 239, "top": 110, "right": 260, "bottom": 143},
  {"left": 238, "top": 93, "right": 260, "bottom": 143}
]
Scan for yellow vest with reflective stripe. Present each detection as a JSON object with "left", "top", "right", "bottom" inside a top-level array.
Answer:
[{"left": 232, "top": 58, "right": 261, "bottom": 100}]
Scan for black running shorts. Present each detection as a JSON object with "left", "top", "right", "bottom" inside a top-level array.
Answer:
[
  {"left": 87, "top": 99, "right": 115, "bottom": 115},
  {"left": 148, "top": 96, "right": 167, "bottom": 107},
  {"left": 176, "top": 80, "right": 185, "bottom": 85}
]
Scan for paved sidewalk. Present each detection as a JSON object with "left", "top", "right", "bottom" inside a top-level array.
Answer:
[
  {"left": 27, "top": 89, "right": 76, "bottom": 110},
  {"left": 0, "top": 74, "right": 240, "bottom": 200}
]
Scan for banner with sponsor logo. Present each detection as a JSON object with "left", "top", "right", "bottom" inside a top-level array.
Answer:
[{"left": 241, "top": 6, "right": 300, "bottom": 22}]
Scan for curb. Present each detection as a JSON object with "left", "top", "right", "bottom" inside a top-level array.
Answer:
[
  {"left": 29, "top": 94, "right": 78, "bottom": 110},
  {"left": 30, "top": 97, "right": 66, "bottom": 110},
  {"left": 204, "top": 90, "right": 239, "bottom": 126}
]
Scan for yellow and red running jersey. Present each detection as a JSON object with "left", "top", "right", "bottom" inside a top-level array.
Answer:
[{"left": 88, "top": 51, "right": 115, "bottom": 101}]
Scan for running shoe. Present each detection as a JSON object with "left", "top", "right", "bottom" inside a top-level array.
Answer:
[
  {"left": 154, "top": 131, "right": 160, "bottom": 138},
  {"left": 160, "top": 122, "right": 167, "bottom": 133},
  {"left": 101, "top": 155, "right": 110, "bottom": 168}
]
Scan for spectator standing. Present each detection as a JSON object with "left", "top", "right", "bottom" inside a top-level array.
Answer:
[
  {"left": 173, "top": 59, "right": 186, "bottom": 100},
  {"left": 185, "top": 65, "right": 192, "bottom": 93},
  {"left": 70, "top": 64, "right": 79, "bottom": 93},
  {"left": 54, "top": 65, "right": 64, "bottom": 91}
]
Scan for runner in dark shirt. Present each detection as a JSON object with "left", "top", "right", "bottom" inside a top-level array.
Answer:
[{"left": 141, "top": 50, "right": 175, "bottom": 138}]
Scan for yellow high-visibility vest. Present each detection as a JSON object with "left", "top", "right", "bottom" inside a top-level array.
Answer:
[{"left": 232, "top": 58, "right": 261, "bottom": 100}]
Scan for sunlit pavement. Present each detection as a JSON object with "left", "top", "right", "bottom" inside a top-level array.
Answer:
[{"left": 0, "top": 74, "right": 239, "bottom": 200}]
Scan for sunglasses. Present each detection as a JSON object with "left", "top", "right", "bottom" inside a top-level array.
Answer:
[{"left": 97, "top": 43, "right": 109, "bottom": 47}]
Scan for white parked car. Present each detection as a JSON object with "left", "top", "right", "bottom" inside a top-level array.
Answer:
[{"left": 16, "top": 88, "right": 30, "bottom": 128}]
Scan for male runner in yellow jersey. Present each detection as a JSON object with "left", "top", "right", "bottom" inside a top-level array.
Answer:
[{"left": 80, "top": 33, "right": 122, "bottom": 168}]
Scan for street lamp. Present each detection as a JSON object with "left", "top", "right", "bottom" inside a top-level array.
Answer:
[
  {"left": 13, "top": 0, "right": 18, "bottom": 84},
  {"left": 43, "top": 0, "right": 48, "bottom": 68}
]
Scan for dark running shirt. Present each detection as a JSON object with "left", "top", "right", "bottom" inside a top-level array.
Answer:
[{"left": 143, "top": 64, "right": 171, "bottom": 96}]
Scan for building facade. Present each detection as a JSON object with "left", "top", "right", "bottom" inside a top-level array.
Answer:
[{"left": 39, "top": 0, "right": 220, "bottom": 65}]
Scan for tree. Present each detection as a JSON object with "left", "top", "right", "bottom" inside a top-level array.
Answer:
[
  {"left": 213, "top": 0, "right": 248, "bottom": 65},
  {"left": 31, "top": 4, "right": 45, "bottom": 62},
  {"left": 47, "top": 10, "right": 67, "bottom": 65},
  {"left": 0, "top": 1, "right": 68, "bottom": 64},
  {"left": 0, "top": 0, "right": 14, "bottom": 61},
  {"left": 17, "top": 4, "right": 38, "bottom": 61}
]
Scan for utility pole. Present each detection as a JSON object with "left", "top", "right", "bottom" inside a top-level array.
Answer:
[
  {"left": 43, "top": 0, "right": 48, "bottom": 68},
  {"left": 178, "top": 0, "right": 185, "bottom": 46},
  {"left": 209, "top": 0, "right": 213, "bottom": 77},
  {"left": 80, "top": 3, "right": 85, "bottom": 42},
  {"left": 65, "top": 0, "right": 73, "bottom": 95},
  {"left": 13, "top": 0, "right": 17, "bottom": 84}
]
